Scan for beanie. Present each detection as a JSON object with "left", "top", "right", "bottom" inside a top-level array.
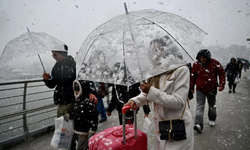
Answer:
[{"left": 51, "top": 44, "right": 68, "bottom": 57}]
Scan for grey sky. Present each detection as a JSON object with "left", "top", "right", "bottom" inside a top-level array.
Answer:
[{"left": 0, "top": 0, "right": 249, "bottom": 58}]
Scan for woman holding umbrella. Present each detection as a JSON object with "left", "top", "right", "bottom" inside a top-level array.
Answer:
[{"left": 125, "top": 36, "right": 194, "bottom": 150}]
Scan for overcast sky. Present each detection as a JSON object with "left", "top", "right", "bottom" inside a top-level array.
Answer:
[{"left": 0, "top": 0, "right": 250, "bottom": 58}]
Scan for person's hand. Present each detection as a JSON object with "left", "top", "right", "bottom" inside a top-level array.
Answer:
[
  {"left": 63, "top": 114, "right": 70, "bottom": 122},
  {"left": 89, "top": 94, "right": 98, "bottom": 104},
  {"left": 144, "top": 114, "right": 149, "bottom": 118},
  {"left": 191, "top": 89, "right": 194, "bottom": 94},
  {"left": 125, "top": 100, "right": 137, "bottom": 109},
  {"left": 43, "top": 73, "right": 50, "bottom": 80},
  {"left": 140, "top": 81, "right": 151, "bottom": 94},
  {"left": 107, "top": 112, "right": 111, "bottom": 116},
  {"left": 218, "top": 86, "right": 224, "bottom": 91}
]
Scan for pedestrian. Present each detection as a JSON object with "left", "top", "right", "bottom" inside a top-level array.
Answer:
[
  {"left": 225, "top": 57, "right": 239, "bottom": 93},
  {"left": 237, "top": 59, "right": 243, "bottom": 78},
  {"left": 107, "top": 82, "right": 150, "bottom": 125},
  {"left": 42, "top": 44, "right": 76, "bottom": 150},
  {"left": 190, "top": 49, "right": 225, "bottom": 133},
  {"left": 95, "top": 82, "right": 108, "bottom": 123},
  {"left": 125, "top": 36, "right": 194, "bottom": 150},
  {"left": 66, "top": 80, "right": 98, "bottom": 150}
]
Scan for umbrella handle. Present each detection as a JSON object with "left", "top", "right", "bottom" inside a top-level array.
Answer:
[{"left": 38, "top": 54, "right": 46, "bottom": 73}]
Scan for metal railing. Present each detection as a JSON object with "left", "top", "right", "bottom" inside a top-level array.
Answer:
[
  {"left": 0, "top": 79, "right": 111, "bottom": 149},
  {"left": 0, "top": 79, "right": 56, "bottom": 149}
]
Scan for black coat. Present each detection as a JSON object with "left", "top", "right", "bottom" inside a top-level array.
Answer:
[
  {"left": 225, "top": 61, "right": 239, "bottom": 80},
  {"left": 44, "top": 55, "right": 76, "bottom": 105},
  {"left": 70, "top": 80, "right": 98, "bottom": 133},
  {"left": 108, "top": 83, "right": 150, "bottom": 114}
]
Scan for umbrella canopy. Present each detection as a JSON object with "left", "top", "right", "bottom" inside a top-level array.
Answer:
[
  {"left": 237, "top": 57, "right": 249, "bottom": 64},
  {"left": 76, "top": 8, "right": 206, "bottom": 86},
  {"left": 0, "top": 30, "right": 65, "bottom": 71}
]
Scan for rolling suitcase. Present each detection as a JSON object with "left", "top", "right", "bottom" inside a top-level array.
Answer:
[{"left": 89, "top": 105, "right": 147, "bottom": 150}]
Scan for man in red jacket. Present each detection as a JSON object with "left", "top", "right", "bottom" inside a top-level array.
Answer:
[{"left": 190, "top": 49, "right": 225, "bottom": 133}]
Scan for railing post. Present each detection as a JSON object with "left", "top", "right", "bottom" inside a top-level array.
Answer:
[{"left": 23, "top": 83, "right": 32, "bottom": 140}]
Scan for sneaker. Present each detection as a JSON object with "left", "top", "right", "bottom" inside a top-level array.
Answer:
[
  {"left": 194, "top": 124, "right": 202, "bottom": 133},
  {"left": 209, "top": 121, "right": 215, "bottom": 127},
  {"left": 99, "top": 118, "right": 107, "bottom": 123}
]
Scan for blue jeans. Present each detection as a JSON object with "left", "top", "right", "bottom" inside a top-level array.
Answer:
[
  {"left": 97, "top": 97, "right": 107, "bottom": 120},
  {"left": 195, "top": 90, "right": 217, "bottom": 127}
]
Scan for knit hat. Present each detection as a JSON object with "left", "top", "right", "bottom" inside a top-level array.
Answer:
[{"left": 51, "top": 44, "right": 68, "bottom": 57}]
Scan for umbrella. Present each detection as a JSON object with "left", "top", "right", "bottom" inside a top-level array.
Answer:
[
  {"left": 76, "top": 3, "right": 207, "bottom": 86},
  {"left": 0, "top": 27, "right": 65, "bottom": 72},
  {"left": 237, "top": 57, "right": 249, "bottom": 64}
]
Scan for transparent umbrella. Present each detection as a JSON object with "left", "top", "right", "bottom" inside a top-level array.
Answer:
[
  {"left": 0, "top": 27, "right": 65, "bottom": 72},
  {"left": 76, "top": 4, "right": 207, "bottom": 86}
]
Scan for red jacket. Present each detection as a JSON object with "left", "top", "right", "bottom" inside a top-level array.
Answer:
[{"left": 190, "top": 58, "right": 225, "bottom": 93}]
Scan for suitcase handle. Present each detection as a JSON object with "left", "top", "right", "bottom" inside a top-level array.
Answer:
[
  {"left": 121, "top": 105, "right": 137, "bottom": 114},
  {"left": 122, "top": 105, "right": 137, "bottom": 145}
]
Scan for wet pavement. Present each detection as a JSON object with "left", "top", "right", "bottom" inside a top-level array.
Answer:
[{"left": 4, "top": 70, "right": 250, "bottom": 150}]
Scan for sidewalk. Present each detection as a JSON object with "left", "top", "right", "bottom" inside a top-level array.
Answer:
[{"left": 4, "top": 70, "right": 250, "bottom": 150}]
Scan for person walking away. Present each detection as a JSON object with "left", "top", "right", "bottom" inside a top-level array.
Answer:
[
  {"left": 95, "top": 82, "right": 108, "bottom": 123},
  {"left": 225, "top": 57, "right": 239, "bottom": 93},
  {"left": 42, "top": 44, "right": 76, "bottom": 150},
  {"left": 237, "top": 59, "right": 243, "bottom": 78},
  {"left": 190, "top": 49, "right": 225, "bottom": 133},
  {"left": 107, "top": 82, "right": 150, "bottom": 125},
  {"left": 66, "top": 80, "right": 98, "bottom": 150}
]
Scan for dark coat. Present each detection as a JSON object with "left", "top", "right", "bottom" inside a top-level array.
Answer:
[
  {"left": 70, "top": 80, "right": 98, "bottom": 133},
  {"left": 43, "top": 55, "right": 76, "bottom": 105},
  {"left": 108, "top": 83, "right": 150, "bottom": 114},
  {"left": 190, "top": 58, "right": 226, "bottom": 93},
  {"left": 225, "top": 58, "right": 239, "bottom": 80}
]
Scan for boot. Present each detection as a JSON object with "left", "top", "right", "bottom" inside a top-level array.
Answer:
[{"left": 233, "top": 85, "right": 236, "bottom": 93}]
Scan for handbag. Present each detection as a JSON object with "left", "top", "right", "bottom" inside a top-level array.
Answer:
[
  {"left": 158, "top": 100, "right": 187, "bottom": 141},
  {"left": 50, "top": 116, "right": 74, "bottom": 149}
]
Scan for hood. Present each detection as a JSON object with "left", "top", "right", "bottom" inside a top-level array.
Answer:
[
  {"left": 196, "top": 49, "right": 211, "bottom": 66},
  {"left": 196, "top": 49, "right": 211, "bottom": 60},
  {"left": 230, "top": 57, "right": 236, "bottom": 63}
]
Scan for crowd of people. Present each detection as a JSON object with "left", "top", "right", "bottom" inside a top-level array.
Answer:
[{"left": 42, "top": 38, "right": 244, "bottom": 150}]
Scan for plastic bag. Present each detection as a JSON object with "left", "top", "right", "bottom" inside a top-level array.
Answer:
[
  {"left": 142, "top": 117, "right": 152, "bottom": 137},
  {"left": 234, "top": 75, "right": 241, "bottom": 84},
  {"left": 50, "top": 116, "right": 74, "bottom": 149}
]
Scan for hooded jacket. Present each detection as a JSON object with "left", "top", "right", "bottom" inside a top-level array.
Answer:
[
  {"left": 190, "top": 50, "right": 225, "bottom": 93},
  {"left": 225, "top": 57, "right": 239, "bottom": 79},
  {"left": 70, "top": 80, "right": 98, "bottom": 133},
  {"left": 44, "top": 55, "right": 76, "bottom": 105}
]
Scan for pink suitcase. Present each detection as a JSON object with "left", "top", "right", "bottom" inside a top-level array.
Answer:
[{"left": 89, "top": 105, "right": 147, "bottom": 150}]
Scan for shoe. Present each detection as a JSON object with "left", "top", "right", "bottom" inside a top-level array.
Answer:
[
  {"left": 194, "top": 124, "right": 202, "bottom": 133},
  {"left": 233, "top": 90, "right": 236, "bottom": 93},
  {"left": 99, "top": 118, "right": 107, "bottom": 123},
  {"left": 209, "top": 121, "right": 215, "bottom": 127},
  {"left": 229, "top": 90, "right": 232, "bottom": 93}
]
